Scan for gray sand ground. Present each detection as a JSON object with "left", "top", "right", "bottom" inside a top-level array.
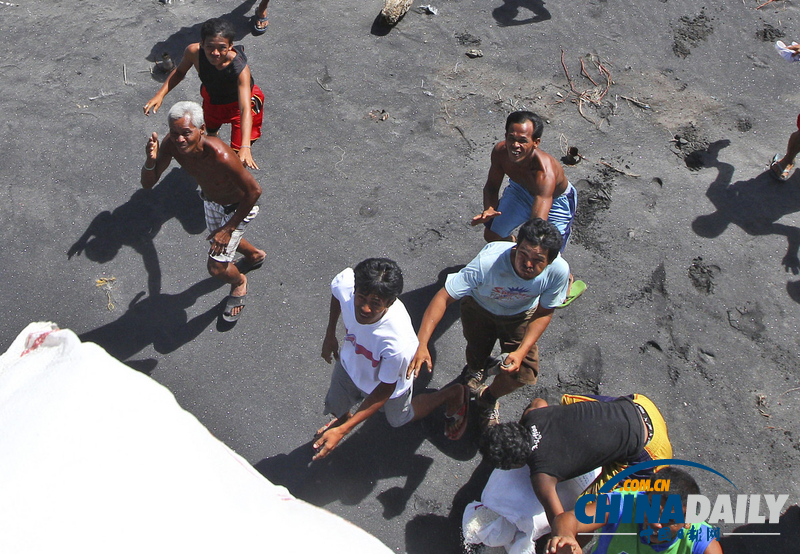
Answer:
[{"left": 1, "top": 0, "right": 799, "bottom": 551}]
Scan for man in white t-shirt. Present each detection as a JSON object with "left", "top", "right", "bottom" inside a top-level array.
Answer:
[
  {"left": 409, "top": 218, "right": 569, "bottom": 430},
  {"left": 312, "top": 258, "right": 470, "bottom": 460}
]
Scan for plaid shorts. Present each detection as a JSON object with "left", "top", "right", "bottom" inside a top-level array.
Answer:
[{"left": 203, "top": 196, "right": 259, "bottom": 263}]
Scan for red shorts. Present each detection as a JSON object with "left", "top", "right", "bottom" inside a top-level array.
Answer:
[
  {"left": 796, "top": 113, "right": 800, "bottom": 131},
  {"left": 200, "top": 84, "right": 264, "bottom": 150}
]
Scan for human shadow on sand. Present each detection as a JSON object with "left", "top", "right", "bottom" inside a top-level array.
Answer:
[
  {"left": 492, "top": 0, "right": 551, "bottom": 26},
  {"left": 80, "top": 277, "right": 225, "bottom": 374},
  {"left": 147, "top": 0, "right": 261, "bottom": 77},
  {"left": 405, "top": 459, "right": 495, "bottom": 553},
  {"left": 400, "top": 265, "right": 466, "bottom": 379},
  {"left": 67, "top": 168, "right": 205, "bottom": 297},
  {"left": 255, "top": 396, "right": 479, "bottom": 520},
  {"left": 720, "top": 504, "right": 800, "bottom": 554},
  {"left": 692, "top": 140, "right": 800, "bottom": 284}
]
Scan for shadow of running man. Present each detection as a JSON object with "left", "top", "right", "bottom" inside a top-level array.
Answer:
[
  {"left": 68, "top": 168, "right": 205, "bottom": 297},
  {"left": 80, "top": 277, "right": 225, "bottom": 374},
  {"left": 492, "top": 0, "right": 551, "bottom": 27},
  {"left": 692, "top": 139, "right": 800, "bottom": 276}
]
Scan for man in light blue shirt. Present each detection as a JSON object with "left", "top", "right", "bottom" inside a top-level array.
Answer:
[{"left": 408, "top": 218, "right": 569, "bottom": 430}]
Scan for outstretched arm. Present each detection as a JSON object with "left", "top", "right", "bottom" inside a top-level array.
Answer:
[
  {"left": 312, "top": 381, "right": 396, "bottom": 460},
  {"left": 529, "top": 164, "right": 558, "bottom": 220},
  {"left": 532, "top": 472, "right": 566, "bottom": 529},
  {"left": 472, "top": 145, "right": 507, "bottom": 225},
  {"left": 407, "top": 287, "right": 458, "bottom": 378},
  {"left": 143, "top": 45, "right": 196, "bottom": 115},
  {"left": 546, "top": 501, "right": 606, "bottom": 554}
]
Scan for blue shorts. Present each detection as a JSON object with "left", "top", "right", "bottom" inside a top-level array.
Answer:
[{"left": 487, "top": 180, "right": 576, "bottom": 251}]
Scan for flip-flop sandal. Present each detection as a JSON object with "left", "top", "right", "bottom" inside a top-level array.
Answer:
[
  {"left": 222, "top": 294, "right": 246, "bottom": 322},
  {"left": 444, "top": 385, "right": 470, "bottom": 440},
  {"left": 236, "top": 257, "right": 265, "bottom": 273},
  {"left": 769, "top": 154, "right": 793, "bottom": 182},
  {"left": 251, "top": 15, "right": 269, "bottom": 35},
  {"left": 556, "top": 279, "right": 586, "bottom": 309}
]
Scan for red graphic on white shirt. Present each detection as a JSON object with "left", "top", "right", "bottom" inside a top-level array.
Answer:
[{"left": 344, "top": 332, "right": 379, "bottom": 368}]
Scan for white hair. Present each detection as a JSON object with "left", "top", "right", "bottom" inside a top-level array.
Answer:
[{"left": 167, "top": 101, "right": 205, "bottom": 128}]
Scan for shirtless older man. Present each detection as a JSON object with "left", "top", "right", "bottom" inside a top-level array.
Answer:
[
  {"left": 471, "top": 111, "right": 576, "bottom": 248},
  {"left": 141, "top": 101, "right": 265, "bottom": 321}
]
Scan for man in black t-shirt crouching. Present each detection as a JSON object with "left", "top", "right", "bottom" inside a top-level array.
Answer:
[{"left": 480, "top": 393, "right": 673, "bottom": 532}]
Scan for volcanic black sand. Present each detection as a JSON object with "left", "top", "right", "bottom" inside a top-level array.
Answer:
[{"left": 1, "top": 0, "right": 799, "bottom": 551}]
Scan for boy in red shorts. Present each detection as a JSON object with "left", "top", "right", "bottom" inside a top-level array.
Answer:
[{"left": 144, "top": 18, "right": 264, "bottom": 170}]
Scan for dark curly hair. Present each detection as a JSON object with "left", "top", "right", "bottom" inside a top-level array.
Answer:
[
  {"left": 479, "top": 422, "right": 532, "bottom": 470},
  {"left": 516, "top": 218, "right": 563, "bottom": 262},
  {"left": 353, "top": 258, "right": 403, "bottom": 303},
  {"left": 200, "top": 18, "right": 236, "bottom": 44}
]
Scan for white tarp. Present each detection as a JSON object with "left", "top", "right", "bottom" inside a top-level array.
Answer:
[{"left": 0, "top": 322, "right": 392, "bottom": 554}]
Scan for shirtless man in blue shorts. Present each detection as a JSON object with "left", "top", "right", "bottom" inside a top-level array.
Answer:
[{"left": 471, "top": 111, "right": 576, "bottom": 249}]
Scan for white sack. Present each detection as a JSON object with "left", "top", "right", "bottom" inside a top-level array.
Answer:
[{"left": 0, "top": 322, "right": 392, "bottom": 554}]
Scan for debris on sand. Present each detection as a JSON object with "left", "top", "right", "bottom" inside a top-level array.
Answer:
[
  {"left": 368, "top": 109, "right": 389, "bottom": 121},
  {"left": 465, "top": 49, "right": 483, "bottom": 58},
  {"left": 688, "top": 256, "right": 720, "bottom": 294},
  {"left": 159, "top": 52, "right": 174, "bottom": 72},
  {"left": 671, "top": 123, "right": 710, "bottom": 170},
  {"left": 418, "top": 5, "right": 438, "bottom": 15},
  {"left": 672, "top": 10, "right": 714, "bottom": 58},
  {"left": 95, "top": 277, "right": 117, "bottom": 311},
  {"left": 455, "top": 31, "right": 481, "bottom": 46},
  {"left": 756, "top": 393, "right": 770, "bottom": 418},
  {"left": 558, "top": 51, "right": 614, "bottom": 128},
  {"left": 559, "top": 136, "right": 639, "bottom": 176},
  {"left": 756, "top": 23, "right": 785, "bottom": 42},
  {"left": 381, "top": 0, "right": 413, "bottom": 26}
]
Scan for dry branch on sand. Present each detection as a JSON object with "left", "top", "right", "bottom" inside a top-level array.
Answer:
[{"left": 558, "top": 51, "right": 613, "bottom": 128}]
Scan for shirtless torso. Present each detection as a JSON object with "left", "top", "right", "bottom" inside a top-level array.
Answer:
[
  {"left": 140, "top": 109, "right": 264, "bottom": 320},
  {"left": 143, "top": 33, "right": 260, "bottom": 170},
  {"left": 141, "top": 113, "right": 261, "bottom": 256},
  {"left": 472, "top": 119, "right": 569, "bottom": 241}
]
